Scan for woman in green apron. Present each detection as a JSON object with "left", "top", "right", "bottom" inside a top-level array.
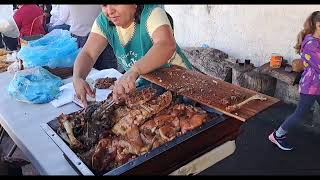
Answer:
[{"left": 73, "top": 4, "right": 192, "bottom": 107}]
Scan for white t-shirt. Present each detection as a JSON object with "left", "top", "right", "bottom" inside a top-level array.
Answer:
[
  {"left": 49, "top": 4, "right": 59, "bottom": 24},
  {"left": 0, "top": 5, "right": 19, "bottom": 38},
  {"left": 52, "top": 5, "right": 72, "bottom": 26},
  {"left": 68, "top": 5, "right": 101, "bottom": 37}
]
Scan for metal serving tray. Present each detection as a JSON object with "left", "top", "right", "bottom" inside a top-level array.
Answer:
[{"left": 41, "top": 109, "right": 226, "bottom": 175}]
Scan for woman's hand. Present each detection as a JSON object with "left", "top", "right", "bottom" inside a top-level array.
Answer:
[
  {"left": 73, "top": 77, "right": 95, "bottom": 108},
  {"left": 112, "top": 66, "right": 140, "bottom": 103}
]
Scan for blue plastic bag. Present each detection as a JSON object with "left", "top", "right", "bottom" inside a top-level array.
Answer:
[
  {"left": 17, "top": 29, "right": 80, "bottom": 68},
  {"left": 7, "top": 67, "right": 63, "bottom": 104}
]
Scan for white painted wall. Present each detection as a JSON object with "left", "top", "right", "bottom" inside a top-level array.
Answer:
[{"left": 165, "top": 5, "right": 320, "bottom": 66}]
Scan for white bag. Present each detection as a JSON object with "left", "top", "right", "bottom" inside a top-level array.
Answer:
[
  {"left": 0, "top": 5, "right": 19, "bottom": 38},
  {"left": 7, "top": 59, "right": 23, "bottom": 73}
]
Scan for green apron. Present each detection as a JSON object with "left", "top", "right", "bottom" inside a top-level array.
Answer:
[{"left": 96, "top": 5, "right": 193, "bottom": 86}]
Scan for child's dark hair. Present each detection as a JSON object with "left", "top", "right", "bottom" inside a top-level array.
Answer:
[
  {"left": 108, "top": 5, "right": 144, "bottom": 26},
  {"left": 294, "top": 11, "right": 320, "bottom": 54}
]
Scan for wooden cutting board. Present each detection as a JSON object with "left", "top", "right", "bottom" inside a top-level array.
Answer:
[{"left": 141, "top": 65, "right": 279, "bottom": 122}]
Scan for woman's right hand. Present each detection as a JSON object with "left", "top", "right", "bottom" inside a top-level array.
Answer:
[{"left": 73, "top": 77, "right": 95, "bottom": 108}]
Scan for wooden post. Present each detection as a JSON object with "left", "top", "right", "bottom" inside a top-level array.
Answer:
[
  {"left": 232, "top": 63, "right": 277, "bottom": 96},
  {"left": 232, "top": 63, "right": 255, "bottom": 86},
  {"left": 242, "top": 69, "right": 277, "bottom": 96}
]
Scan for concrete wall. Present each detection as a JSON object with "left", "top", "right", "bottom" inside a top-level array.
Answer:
[{"left": 165, "top": 5, "right": 320, "bottom": 66}]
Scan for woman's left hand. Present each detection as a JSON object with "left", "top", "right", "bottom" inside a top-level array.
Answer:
[{"left": 112, "top": 67, "right": 140, "bottom": 103}]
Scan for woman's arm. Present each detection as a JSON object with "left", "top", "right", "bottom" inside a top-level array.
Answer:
[
  {"left": 73, "top": 33, "right": 108, "bottom": 79},
  {"left": 73, "top": 32, "right": 108, "bottom": 106},
  {"left": 133, "top": 24, "right": 176, "bottom": 75},
  {"left": 112, "top": 24, "right": 176, "bottom": 102}
]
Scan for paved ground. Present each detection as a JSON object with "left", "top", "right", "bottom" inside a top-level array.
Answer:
[
  {"left": 1, "top": 102, "right": 320, "bottom": 175},
  {"left": 200, "top": 102, "right": 320, "bottom": 175}
]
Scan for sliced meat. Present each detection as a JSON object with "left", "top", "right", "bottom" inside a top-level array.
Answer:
[
  {"left": 142, "top": 91, "right": 173, "bottom": 115},
  {"left": 189, "top": 114, "right": 207, "bottom": 129},
  {"left": 112, "top": 118, "right": 131, "bottom": 136},
  {"left": 159, "top": 124, "right": 177, "bottom": 141},
  {"left": 140, "top": 119, "right": 157, "bottom": 134},
  {"left": 95, "top": 77, "right": 117, "bottom": 89},
  {"left": 111, "top": 106, "right": 131, "bottom": 123},
  {"left": 151, "top": 135, "right": 166, "bottom": 150},
  {"left": 179, "top": 117, "right": 192, "bottom": 134},
  {"left": 170, "top": 117, "right": 180, "bottom": 131},
  {"left": 91, "top": 138, "right": 116, "bottom": 173},
  {"left": 125, "top": 125, "right": 144, "bottom": 154},
  {"left": 140, "top": 132, "right": 156, "bottom": 146},
  {"left": 114, "top": 147, "right": 136, "bottom": 166},
  {"left": 153, "top": 114, "right": 174, "bottom": 127},
  {"left": 125, "top": 87, "right": 157, "bottom": 108}
]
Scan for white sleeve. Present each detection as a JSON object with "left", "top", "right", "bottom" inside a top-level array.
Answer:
[
  {"left": 53, "top": 5, "right": 70, "bottom": 26},
  {"left": 50, "top": 5, "right": 59, "bottom": 24}
]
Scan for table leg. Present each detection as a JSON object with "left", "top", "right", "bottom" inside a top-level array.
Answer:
[
  {"left": 7, "top": 144, "right": 17, "bottom": 157},
  {"left": 0, "top": 126, "right": 4, "bottom": 144}
]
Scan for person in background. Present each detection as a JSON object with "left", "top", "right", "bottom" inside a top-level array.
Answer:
[
  {"left": 268, "top": 11, "right": 320, "bottom": 151},
  {"left": 42, "top": 4, "right": 52, "bottom": 26},
  {"left": 13, "top": 4, "right": 18, "bottom": 11},
  {"left": 13, "top": 4, "right": 46, "bottom": 39},
  {"left": 72, "top": 5, "right": 193, "bottom": 107},
  {"left": 0, "top": 5, "right": 19, "bottom": 50},
  {"left": 47, "top": 4, "right": 59, "bottom": 28},
  {"left": 47, "top": 5, "right": 71, "bottom": 32},
  {"left": 68, "top": 5, "right": 117, "bottom": 71}
]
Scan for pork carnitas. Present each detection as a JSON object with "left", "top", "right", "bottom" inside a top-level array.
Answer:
[
  {"left": 57, "top": 100, "right": 117, "bottom": 151},
  {"left": 95, "top": 77, "right": 117, "bottom": 89},
  {"left": 56, "top": 87, "right": 213, "bottom": 175},
  {"left": 125, "top": 87, "right": 157, "bottom": 108}
]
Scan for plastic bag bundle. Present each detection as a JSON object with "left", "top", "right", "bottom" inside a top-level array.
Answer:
[
  {"left": 7, "top": 67, "right": 63, "bottom": 104},
  {"left": 17, "top": 29, "right": 80, "bottom": 68}
]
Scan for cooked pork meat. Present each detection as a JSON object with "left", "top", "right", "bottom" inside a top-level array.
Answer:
[
  {"left": 125, "top": 87, "right": 157, "bottom": 108},
  {"left": 124, "top": 124, "right": 145, "bottom": 154},
  {"left": 140, "top": 119, "right": 157, "bottom": 135},
  {"left": 58, "top": 113, "right": 84, "bottom": 150},
  {"left": 159, "top": 124, "right": 178, "bottom": 141},
  {"left": 153, "top": 114, "right": 174, "bottom": 127},
  {"left": 57, "top": 87, "right": 213, "bottom": 175},
  {"left": 112, "top": 91, "right": 173, "bottom": 136},
  {"left": 95, "top": 77, "right": 117, "bottom": 89},
  {"left": 57, "top": 100, "right": 116, "bottom": 151},
  {"left": 91, "top": 138, "right": 116, "bottom": 173}
]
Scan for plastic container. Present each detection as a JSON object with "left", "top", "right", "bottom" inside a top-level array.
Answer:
[{"left": 270, "top": 53, "right": 283, "bottom": 68}]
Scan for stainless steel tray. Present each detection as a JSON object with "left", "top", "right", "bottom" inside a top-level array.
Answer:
[{"left": 41, "top": 111, "right": 226, "bottom": 175}]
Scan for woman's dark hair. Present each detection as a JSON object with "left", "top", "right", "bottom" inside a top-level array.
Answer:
[
  {"left": 108, "top": 5, "right": 144, "bottom": 26},
  {"left": 294, "top": 11, "right": 320, "bottom": 54}
]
